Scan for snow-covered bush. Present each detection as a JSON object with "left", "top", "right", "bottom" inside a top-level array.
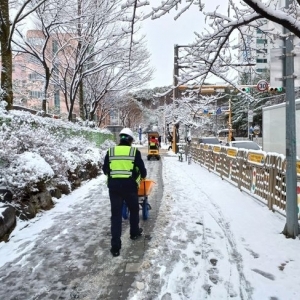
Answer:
[
  {"left": 6, "top": 152, "right": 54, "bottom": 193},
  {"left": 0, "top": 100, "right": 7, "bottom": 116},
  {"left": 63, "top": 151, "right": 82, "bottom": 173},
  {"left": 98, "top": 139, "right": 116, "bottom": 160},
  {"left": 0, "top": 106, "right": 114, "bottom": 200}
]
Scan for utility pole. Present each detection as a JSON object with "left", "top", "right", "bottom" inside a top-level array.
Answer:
[
  {"left": 173, "top": 44, "right": 179, "bottom": 100},
  {"left": 163, "top": 96, "right": 166, "bottom": 144},
  {"left": 282, "top": 0, "right": 299, "bottom": 238},
  {"left": 215, "top": 101, "right": 218, "bottom": 136},
  {"left": 172, "top": 44, "right": 179, "bottom": 153}
]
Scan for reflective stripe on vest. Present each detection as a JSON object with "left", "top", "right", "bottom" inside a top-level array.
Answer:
[{"left": 108, "top": 146, "right": 136, "bottom": 178}]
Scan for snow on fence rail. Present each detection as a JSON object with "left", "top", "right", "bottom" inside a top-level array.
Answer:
[{"left": 190, "top": 143, "right": 300, "bottom": 218}]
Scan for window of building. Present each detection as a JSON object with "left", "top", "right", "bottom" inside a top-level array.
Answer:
[
  {"left": 256, "top": 28, "right": 264, "bottom": 34},
  {"left": 27, "top": 55, "right": 41, "bottom": 65},
  {"left": 52, "top": 40, "right": 58, "bottom": 54},
  {"left": 28, "top": 73, "right": 44, "bottom": 81},
  {"left": 110, "top": 110, "right": 116, "bottom": 118},
  {"left": 256, "top": 68, "right": 268, "bottom": 73},
  {"left": 257, "top": 39, "right": 268, "bottom": 44},
  {"left": 110, "top": 110, "right": 119, "bottom": 125},
  {"left": 256, "top": 58, "right": 268, "bottom": 63},
  {"left": 29, "top": 91, "right": 43, "bottom": 98},
  {"left": 54, "top": 90, "right": 60, "bottom": 110},
  {"left": 257, "top": 49, "right": 267, "bottom": 54},
  {"left": 53, "top": 62, "right": 59, "bottom": 81},
  {"left": 27, "top": 37, "right": 44, "bottom": 46}
]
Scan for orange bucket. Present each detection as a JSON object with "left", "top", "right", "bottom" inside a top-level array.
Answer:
[{"left": 138, "top": 179, "right": 155, "bottom": 196}]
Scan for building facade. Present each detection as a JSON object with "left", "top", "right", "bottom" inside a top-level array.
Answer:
[
  {"left": 10, "top": 30, "right": 81, "bottom": 119},
  {"left": 238, "top": 0, "right": 300, "bottom": 89},
  {"left": 238, "top": 19, "right": 270, "bottom": 84}
]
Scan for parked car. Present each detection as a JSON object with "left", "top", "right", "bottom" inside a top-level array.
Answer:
[
  {"left": 225, "top": 140, "right": 262, "bottom": 150},
  {"left": 199, "top": 137, "right": 221, "bottom": 145},
  {"left": 217, "top": 128, "right": 236, "bottom": 144}
]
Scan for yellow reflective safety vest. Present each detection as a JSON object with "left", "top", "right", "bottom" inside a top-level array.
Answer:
[{"left": 108, "top": 146, "right": 141, "bottom": 184}]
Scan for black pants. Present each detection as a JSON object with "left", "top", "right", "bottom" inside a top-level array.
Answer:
[{"left": 109, "top": 189, "right": 140, "bottom": 250}]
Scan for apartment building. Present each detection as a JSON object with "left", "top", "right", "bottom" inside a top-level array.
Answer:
[
  {"left": 238, "top": 19, "right": 270, "bottom": 83},
  {"left": 11, "top": 30, "right": 80, "bottom": 118},
  {"left": 255, "top": 24, "right": 270, "bottom": 74},
  {"left": 238, "top": 0, "right": 300, "bottom": 88},
  {"left": 268, "top": 0, "right": 300, "bottom": 87}
]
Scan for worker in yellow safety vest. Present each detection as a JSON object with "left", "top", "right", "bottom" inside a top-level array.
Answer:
[
  {"left": 149, "top": 136, "right": 159, "bottom": 149},
  {"left": 102, "top": 128, "right": 147, "bottom": 257}
]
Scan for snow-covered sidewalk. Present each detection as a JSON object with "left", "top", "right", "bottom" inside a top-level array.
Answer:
[
  {"left": 1, "top": 149, "right": 300, "bottom": 299},
  {"left": 128, "top": 155, "right": 300, "bottom": 300}
]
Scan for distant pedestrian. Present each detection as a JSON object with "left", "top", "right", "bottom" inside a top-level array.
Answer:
[
  {"left": 102, "top": 128, "right": 147, "bottom": 257},
  {"left": 149, "top": 136, "right": 159, "bottom": 149},
  {"left": 249, "top": 126, "right": 254, "bottom": 140},
  {"left": 167, "top": 135, "right": 173, "bottom": 151},
  {"left": 158, "top": 135, "right": 162, "bottom": 148}
]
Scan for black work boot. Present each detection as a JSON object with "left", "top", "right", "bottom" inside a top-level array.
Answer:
[
  {"left": 130, "top": 228, "right": 143, "bottom": 240},
  {"left": 110, "top": 248, "right": 120, "bottom": 257}
]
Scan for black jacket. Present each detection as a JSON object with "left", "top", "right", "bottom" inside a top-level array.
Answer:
[{"left": 102, "top": 141, "right": 147, "bottom": 192}]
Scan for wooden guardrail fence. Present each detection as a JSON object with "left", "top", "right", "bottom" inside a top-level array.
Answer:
[{"left": 189, "top": 143, "right": 300, "bottom": 217}]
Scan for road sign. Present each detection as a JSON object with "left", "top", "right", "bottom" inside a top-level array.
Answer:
[
  {"left": 257, "top": 80, "right": 268, "bottom": 92},
  {"left": 248, "top": 110, "right": 253, "bottom": 122}
]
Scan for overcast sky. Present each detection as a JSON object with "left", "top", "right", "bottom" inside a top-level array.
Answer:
[{"left": 140, "top": 1, "right": 229, "bottom": 89}]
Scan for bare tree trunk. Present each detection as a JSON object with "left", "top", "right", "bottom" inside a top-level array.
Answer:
[
  {"left": 42, "top": 65, "right": 50, "bottom": 112},
  {"left": 41, "top": 98, "right": 47, "bottom": 113},
  {"left": 0, "top": 0, "right": 13, "bottom": 110},
  {"left": 77, "top": 0, "right": 83, "bottom": 120},
  {"left": 89, "top": 110, "right": 94, "bottom": 121},
  {"left": 79, "top": 80, "right": 84, "bottom": 119}
]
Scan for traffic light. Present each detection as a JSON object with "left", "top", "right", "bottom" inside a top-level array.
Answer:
[
  {"left": 277, "top": 87, "right": 283, "bottom": 92},
  {"left": 268, "top": 87, "right": 284, "bottom": 93},
  {"left": 241, "top": 87, "right": 251, "bottom": 93}
]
